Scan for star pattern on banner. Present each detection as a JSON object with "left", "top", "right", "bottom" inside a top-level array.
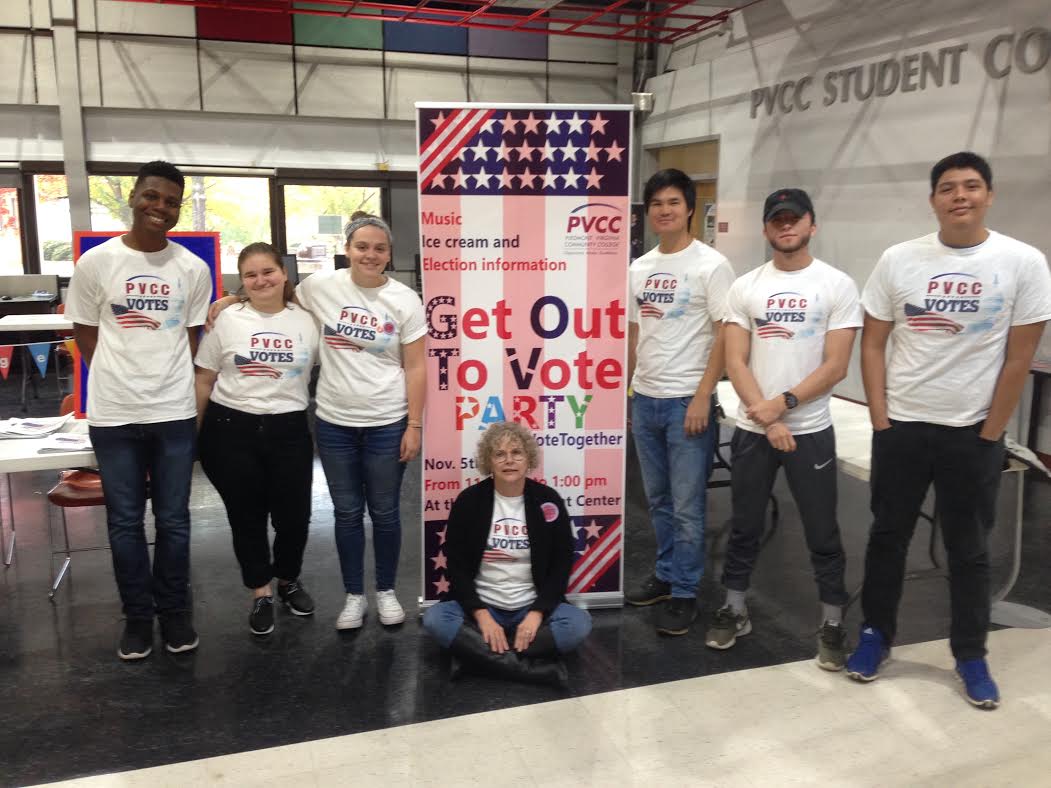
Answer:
[{"left": 419, "top": 108, "right": 629, "bottom": 196}]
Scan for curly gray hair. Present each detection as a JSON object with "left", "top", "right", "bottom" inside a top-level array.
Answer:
[{"left": 475, "top": 421, "right": 540, "bottom": 477}]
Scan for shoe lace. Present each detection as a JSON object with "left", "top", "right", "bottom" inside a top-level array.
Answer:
[{"left": 713, "top": 606, "right": 735, "bottom": 625}]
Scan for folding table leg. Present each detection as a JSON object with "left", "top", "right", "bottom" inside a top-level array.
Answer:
[
  {"left": 2, "top": 472, "right": 14, "bottom": 567},
  {"left": 49, "top": 507, "right": 73, "bottom": 600}
]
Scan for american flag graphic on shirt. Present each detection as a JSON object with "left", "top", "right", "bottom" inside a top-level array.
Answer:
[
  {"left": 755, "top": 317, "right": 795, "bottom": 339},
  {"left": 637, "top": 298, "right": 665, "bottom": 319},
  {"left": 234, "top": 354, "right": 281, "bottom": 378},
  {"left": 111, "top": 303, "right": 160, "bottom": 330},
  {"left": 904, "top": 303, "right": 964, "bottom": 334},
  {"left": 322, "top": 324, "right": 364, "bottom": 351}
]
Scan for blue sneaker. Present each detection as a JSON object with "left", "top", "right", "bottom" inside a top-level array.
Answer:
[
  {"left": 845, "top": 625, "right": 889, "bottom": 682},
  {"left": 956, "top": 658, "right": 1000, "bottom": 709}
]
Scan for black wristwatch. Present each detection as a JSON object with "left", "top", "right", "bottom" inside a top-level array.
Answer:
[{"left": 782, "top": 391, "right": 799, "bottom": 410}]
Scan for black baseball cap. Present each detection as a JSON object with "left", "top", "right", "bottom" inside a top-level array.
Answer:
[{"left": 763, "top": 188, "right": 815, "bottom": 223}]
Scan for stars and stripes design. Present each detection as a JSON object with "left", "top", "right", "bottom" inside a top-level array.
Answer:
[
  {"left": 905, "top": 303, "right": 964, "bottom": 334},
  {"left": 755, "top": 317, "right": 795, "bottom": 340},
  {"left": 111, "top": 304, "right": 160, "bottom": 330},
  {"left": 418, "top": 108, "right": 629, "bottom": 197},
  {"left": 323, "top": 325, "right": 364, "bottom": 351},
  {"left": 569, "top": 515, "right": 622, "bottom": 594},
  {"left": 482, "top": 549, "right": 515, "bottom": 562},
  {"left": 637, "top": 299, "right": 665, "bottom": 320},
  {"left": 233, "top": 354, "right": 281, "bottom": 378}
]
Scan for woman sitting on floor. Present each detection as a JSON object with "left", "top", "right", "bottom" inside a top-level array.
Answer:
[{"left": 422, "top": 421, "right": 592, "bottom": 687}]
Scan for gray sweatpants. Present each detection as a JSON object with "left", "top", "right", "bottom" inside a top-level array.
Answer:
[{"left": 721, "top": 425, "right": 848, "bottom": 605}]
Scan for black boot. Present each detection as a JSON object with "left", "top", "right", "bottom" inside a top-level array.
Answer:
[
  {"left": 448, "top": 626, "right": 568, "bottom": 689},
  {"left": 521, "top": 625, "right": 561, "bottom": 659}
]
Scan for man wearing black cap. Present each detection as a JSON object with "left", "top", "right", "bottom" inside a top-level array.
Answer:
[{"left": 705, "top": 188, "right": 862, "bottom": 670}]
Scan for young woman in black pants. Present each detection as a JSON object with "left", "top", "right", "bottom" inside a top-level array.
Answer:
[{"left": 194, "top": 243, "right": 319, "bottom": 635}]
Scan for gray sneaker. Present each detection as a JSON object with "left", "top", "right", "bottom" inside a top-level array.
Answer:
[
  {"left": 816, "top": 621, "right": 847, "bottom": 671},
  {"left": 705, "top": 605, "right": 751, "bottom": 649}
]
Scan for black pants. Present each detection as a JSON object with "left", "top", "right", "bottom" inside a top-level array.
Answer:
[
  {"left": 722, "top": 426, "right": 848, "bottom": 606},
  {"left": 198, "top": 401, "right": 314, "bottom": 589},
  {"left": 861, "top": 419, "right": 1004, "bottom": 659}
]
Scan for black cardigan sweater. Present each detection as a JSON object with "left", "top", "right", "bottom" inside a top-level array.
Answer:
[{"left": 444, "top": 477, "right": 574, "bottom": 614}]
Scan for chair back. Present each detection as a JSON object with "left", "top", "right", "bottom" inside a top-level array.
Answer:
[{"left": 60, "top": 394, "right": 75, "bottom": 416}]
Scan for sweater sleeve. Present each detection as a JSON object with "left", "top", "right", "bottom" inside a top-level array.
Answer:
[
  {"left": 530, "top": 491, "right": 574, "bottom": 614},
  {"left": 445, "top": 489, "right": 485, "bottom": 612}
]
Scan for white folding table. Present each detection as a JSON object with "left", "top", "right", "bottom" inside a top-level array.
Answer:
[{"left": 714, "top": 381, "right": 1047, "bottom": 628}]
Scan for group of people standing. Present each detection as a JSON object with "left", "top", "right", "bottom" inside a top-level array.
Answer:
[
  {"left": 67, "top": 161, "right": 425, "bottom": 658},
  {"left": 65, "top": 152, "right": 1050, "bottom": 709},
  {"left": 625, "top": 154, "right": 1050, "bottom": 709}
]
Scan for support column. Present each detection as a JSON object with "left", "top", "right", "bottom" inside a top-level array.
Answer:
[{"left": 50, "top": 0, "right": 91, "bottom": 231}]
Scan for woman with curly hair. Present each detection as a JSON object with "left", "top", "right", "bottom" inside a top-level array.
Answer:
[{"left": 421, "top": 421, "right": 592, "bottom": 687}]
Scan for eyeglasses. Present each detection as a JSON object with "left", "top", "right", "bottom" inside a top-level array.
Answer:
[{"left": 492, "top": 448, "right": 526, "bottom": 463}]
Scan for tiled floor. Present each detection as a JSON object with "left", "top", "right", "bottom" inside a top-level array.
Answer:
[{"left": 36, "top": 627, "right": 1051, "bottom": 788}]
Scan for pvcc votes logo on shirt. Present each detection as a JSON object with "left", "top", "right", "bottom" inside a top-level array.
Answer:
[
  {"left": 636, "top": 272, "right": 678, "bottom": 320},
  {"left": 110, "top": 274, "right": 173, "bottom": 330},
  {"left": 755, "top": 290, "right": 808, "bottom": 340},
  {"left": 323, "top": 305, "right": 396, "bottom": 352},
  {"left": 234, "top": 331, "right": 294, "bottom": 378},
  {"left": 905, "top": 273, "right": 984, "bottom": 335}
]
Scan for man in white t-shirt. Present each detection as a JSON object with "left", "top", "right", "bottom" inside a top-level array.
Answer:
[
  {"left": 846, "top": 152, "right": 1051, "bottom": 709},
  {"left": 65, "top": 161, "right": 213, "bottom": 661},
  {"left": 703, "top": 189, "right": 862, "bottom": 671},
  {"left": 625, "top": 169, "right": 735, "bottom": 635}
]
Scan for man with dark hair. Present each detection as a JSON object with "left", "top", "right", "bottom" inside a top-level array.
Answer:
[
  {"left": 705, "top": 189, "right": 861, "bottom": 670},
  {"left": 66, "top": 160, "right": 213, "bottom": 660},
  {"left": 625, "top": 168, "right": 735, "bottom": 635},
  {"left": 847, "top": 151, "right": 1051, "bottom": 708}
]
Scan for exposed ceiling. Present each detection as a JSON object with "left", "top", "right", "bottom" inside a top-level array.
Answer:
[{"left": 106, "top": 0, "right": 762, "bottom": 44}]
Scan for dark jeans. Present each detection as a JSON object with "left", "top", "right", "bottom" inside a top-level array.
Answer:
[
  {"left": 722, "top": 426, "right": 848, "bottom": 605},
  {"left": 861, "top": 419, "right": 1005, "bottom": 659},
  {"left": 198, "top": 402, "right": 314, "bottom": 590},
  {"left": 422, "top": 600, "right": 592, "bottom": 653},
  {"left": 89, "top": 418, "right": 197, "bottom": 620},
  {"left": 315, "top": 416, "right": 406, "bottom": 595}
]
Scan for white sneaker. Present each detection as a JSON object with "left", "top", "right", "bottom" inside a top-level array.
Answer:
[
  {"left": 336, "top": 593, "right": 367, "bottom": 630},
  {"left": 376, "top": 589, "right": 405, "bottom": 625}
]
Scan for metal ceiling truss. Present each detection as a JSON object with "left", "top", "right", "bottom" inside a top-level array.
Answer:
[{"left": 107, "top": 0, "right": 762, "bottom": 44}]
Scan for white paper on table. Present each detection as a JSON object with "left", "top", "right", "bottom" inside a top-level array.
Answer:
[
  {"left": 36, "top": 432, "right": 92, "bottom": 453},
  {"left": 0, "top": 413, "right": 75, "bottom": 438}
]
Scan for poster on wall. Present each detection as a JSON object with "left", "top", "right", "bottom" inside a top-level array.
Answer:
[
  {"left": 417, "top": 103, "right": 632, "bottom": 608},
  {"left": 71, "top": 231, "right": 222, "bottom": 418}
]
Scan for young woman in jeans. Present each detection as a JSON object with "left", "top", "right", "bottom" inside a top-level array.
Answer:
[{"left": 195, "top": 243, "right": 319, "bottom": 635}]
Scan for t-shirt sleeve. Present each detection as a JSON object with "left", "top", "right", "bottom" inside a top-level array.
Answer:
[
  {"left": 64, "top": 254, "right": 101, "bottom": 326},
  {"left": 828, "top": 275, "right": 864, "bottom": 331},
  {"left": 185, "top": 263, "right": 214, "bottom": 327},
  {"left": 860, "top": 251, "right": 895, "bottom": 322},
  {"left": 705, "top": 259, "right": 735, "bottom": 322},
  {"left": 194, "top": 316, "right": 222, "bottom": 371},
  {"left": 1012, "top": 251, "right": 1051, "bottom": 326},
  {"left": 722, "top": 278, "right": 750, "bottom": 330},
  {"left": 294, "top": 276, "right": 315, "bottom": 314},
  {"left": 400, "top": 292, "right": 426, "bottom": 344}
]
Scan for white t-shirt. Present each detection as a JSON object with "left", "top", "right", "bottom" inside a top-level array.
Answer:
[
  {"left": 195, "top": 303, "right": 319, "bottom": 415},
  {"left": 628, "top": 239, "right": 735, "bottom": 397},
  {"left": 474, "top": 491, "right": 536, "bottom": 610},
  {"left": 724, "top": 259, "right": 863, "bottom": 435},
  {"left": 64, "top": 236, "right": 213, "bottom": 427},
  {"left": 862, "top": 231, "right": 1051, "bottom": 426},
  {"left": 296, "top": 270, "right": 426, "bottom": 427}
]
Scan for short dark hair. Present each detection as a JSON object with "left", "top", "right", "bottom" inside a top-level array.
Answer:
[
  {"left": 930, "top": 152, "right": 992, "bottom": 194},
  {"left": 134, "top": 160, "right": 185, "bottom": 192},
  {"left": 643, "top": 169, "right": 696, "bottom": 229}
]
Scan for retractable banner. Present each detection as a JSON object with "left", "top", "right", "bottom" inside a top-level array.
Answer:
[{"left": 417, "top": 103, "right": 632, "bottom": 608}]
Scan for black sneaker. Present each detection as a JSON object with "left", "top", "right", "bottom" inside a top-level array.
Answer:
[
  {"left": 118, "top": 619, "right": 153, "bottom": 661},
  {"left": 250, "top": 596, "right": 275, "bottom": 635},
  {"left": 277, "top": 580, "right": 315, "bottom": 616},
  {"left": 656, "top": 597, "right": 698, "bottom": 635},
  {"left": 816, "top": 621, "right": 847, "bottom": 671},
  {"left": 159, "top": 611, "right": 199, "bottom": 654},
  {"left": 625, "top": 574, "right": 672, "bottom": 606}
]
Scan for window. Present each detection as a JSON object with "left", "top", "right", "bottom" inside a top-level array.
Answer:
[
  {"left": 0, "top": 187, "right": 23, "bottom": 275},
  {"left": 34, "top": 174, "right": 74, "bottom": 277},
  {"left": 88, "top": 174, "right": 272, "bottom": 273},
  {"left": 282, "top": 184, "right": 383, "bottom": 274}
]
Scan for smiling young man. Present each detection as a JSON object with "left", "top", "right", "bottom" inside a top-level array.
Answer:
[
  {"left": 846, "top": 152, "right": 1051, "bottom": 708},
  {"left": 65, "top": 161, "right": 213, "bottom": 660},
  {"left": 705, "top": 189, "right": 861, "bottom": 668},
  {"left": 625, "top": 169, "right": 735, "bottom": 635}
]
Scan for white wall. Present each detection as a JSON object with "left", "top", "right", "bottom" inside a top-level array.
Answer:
[{"left": 642, "top": 0, "right": 1051, "bottom": 447}]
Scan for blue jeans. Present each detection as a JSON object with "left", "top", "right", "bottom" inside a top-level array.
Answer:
[
  {"left": 631, "top": 393, "right": 717, "bottom": 598},
  {"left": 89, "top": 418, "right": 197, "bottom": 620},
  {"left": 316, "top": 417, "right": 406, "bottom": 594},
  {"left": 422, "top": 600, "right": 592, "bottom": 653}
]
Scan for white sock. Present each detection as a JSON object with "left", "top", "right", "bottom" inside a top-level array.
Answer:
[
  {"left": 725, "top": 589, "right": 747, "bottom": 615},
  {"left": 822, "top": 603, "right": 842, "bottom": 626}
]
